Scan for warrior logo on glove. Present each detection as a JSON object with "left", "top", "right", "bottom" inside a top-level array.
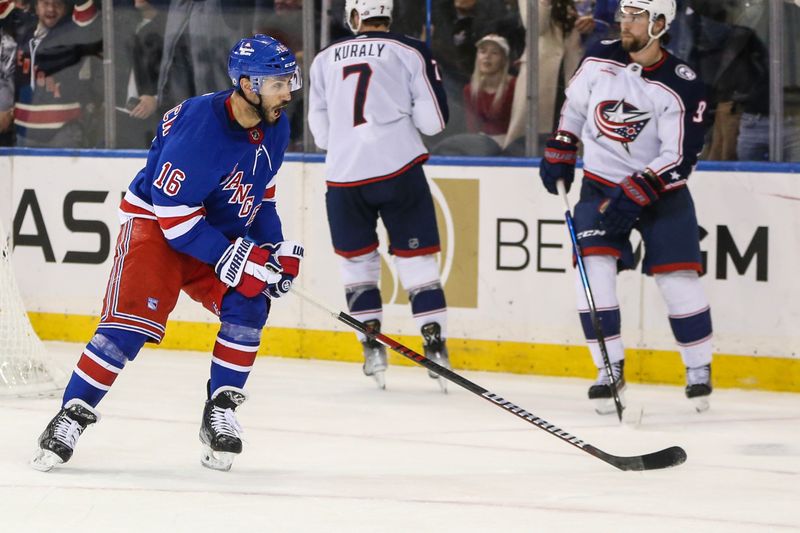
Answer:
[{"left": 215, "top": 238, "right": 304, "bottom": 299}]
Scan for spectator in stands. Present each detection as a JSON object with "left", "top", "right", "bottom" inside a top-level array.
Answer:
[
  {"left": 726, "top": 0, "right": 800, "bottom": 162},
  {"left": 13, "top": 0, "right": 102, "bottom": 147},
  {"left": 0, "top": 9, "right": 16, "bottom": 146},
  {"left": 390, "top": 0, "right": 426, "bottom": 37},
  {"left": 581, "top": 0, "right": 620, "bottom": 49},
  {"left": 156, "top": 0, "right": 253, "bottom": 115},
  {"left": 433, "top": 34, "right": 515, "bottom": 156},
  {"left": 0, "top": 0, "right": 37, "bottom": 38},
  {"left": 682, "top": 0, "right": 766, "bottom": 161},
  {"left": 1, "top": 2, "right": 38, "bottom": 145},
  {"left": 427, "top": 0, "right": 509, "bottom": 137},
  {"left": 114, "top": 0, "right": 166, "bottom": 149},
  {"left": 503, "top": 0, "right": 590, "bottom": 154},
  {"left": 253, "top": 0, "right": 307, "bottom": 150},
  {"left": 254, "top": 0, "right": 302, "bottom": 53}
]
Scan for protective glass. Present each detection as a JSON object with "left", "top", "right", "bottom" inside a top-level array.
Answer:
[
  {"left": 616, "top": 6, "right": 648, "bottom": 23},
  {"left": 255, "top": 67, "right": 303, "bottom": 96}
]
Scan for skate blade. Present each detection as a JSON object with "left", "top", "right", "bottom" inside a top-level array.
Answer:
[
  {"left": 690, "top": 396, "right": 710, "bottom": 413},
  {"left": 372, "top": 370, "right": 386, "bottom": 390},
  {"left": 622, "top": 405, "right": 644, "bottom": 427},
  {"left": 592, "top": 390, "right": 627, "bottom": 416},
  {"left": 436, "top": 376, "right": 448, "bottom": 393},
  {"left": 30, "top": 449, "right": 62, "bottom": 472},
  {"left": 201, "top": 445, "right": 236, "bottom": 471}
]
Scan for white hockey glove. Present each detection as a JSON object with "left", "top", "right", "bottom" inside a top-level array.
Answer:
[
  {"left": 261, "top": 240, "right": 304, "bottom": 299},
  {"left": 215, "top": 237, "right": 281, "bottom": 298}
]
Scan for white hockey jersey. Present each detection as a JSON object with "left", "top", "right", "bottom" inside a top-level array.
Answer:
[
  {"left": 308, "top": 31, "right": 448, "bottom": 184},
  {"left": 558, "top": 41, "right": 708, "bottom": 191}
]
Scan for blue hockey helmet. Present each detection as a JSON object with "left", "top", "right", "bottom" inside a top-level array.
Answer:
[{"left": 228, "top": 34, "right": 302, "bottom": 94}]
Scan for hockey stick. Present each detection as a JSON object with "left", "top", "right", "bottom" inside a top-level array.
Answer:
[
  {"left": 291, "top": 285, "right": 686, "bottom": 471},
  {"left": 557, "top": 180, "right": 625, "bottom": 422}
]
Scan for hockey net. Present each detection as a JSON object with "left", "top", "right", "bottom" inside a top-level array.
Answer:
[{"left": 0, "top": 219, "right": 65, "bottom": 396}]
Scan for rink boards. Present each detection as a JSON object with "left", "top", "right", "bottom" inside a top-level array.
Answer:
[{"left": 0, "top": 150, "right": 798, "bottom": 392}]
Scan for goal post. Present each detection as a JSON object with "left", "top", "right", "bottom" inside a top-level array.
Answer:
[{"left": 0, "top": 219, "right": 66, "bottom": 396}]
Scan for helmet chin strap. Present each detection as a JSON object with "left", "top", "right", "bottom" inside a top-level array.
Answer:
[
  {"left": 237, "top": 86, "right": 269, "bottom": 124},
  {"left": 643, "top": 20, "right": 666, "bottom": 51}
]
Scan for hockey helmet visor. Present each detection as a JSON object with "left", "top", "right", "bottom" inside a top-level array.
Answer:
[
  {"left": 228, "top": 35, "right": 302, "bottom": 94},
  {"left": 617, "top": 0, "right": 676, "bottom": 32}
]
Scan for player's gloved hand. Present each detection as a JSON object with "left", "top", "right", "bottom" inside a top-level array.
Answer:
[
  {"left": 540, "top": 131, "right": 578, "bottom": 195},
  {"left": 261, "top": 240, "right": 304, "bottom": 299},
  {"left": 215, "top": 237, "right": 275, "bottom": 298},
  {"left": 599, "top": 172, "right": 660, "bottom": 235}
]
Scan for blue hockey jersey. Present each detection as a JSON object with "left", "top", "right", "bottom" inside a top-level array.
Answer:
[{"left": 120, "top": 89, "right": 290, "bottom": 266}]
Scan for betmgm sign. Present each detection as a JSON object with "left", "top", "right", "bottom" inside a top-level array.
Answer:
[{"left": 2, "top": 153, "right": 797, "bottom": 391}]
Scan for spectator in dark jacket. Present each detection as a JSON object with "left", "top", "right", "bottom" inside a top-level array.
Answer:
[
  {"left": 114, "top": 0, "right": 167, "bottom": 148},
  {"left": 13, "top": 0, "right": 102, "bottom": 147}
]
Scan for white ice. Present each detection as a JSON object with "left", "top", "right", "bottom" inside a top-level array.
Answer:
[{"left": 1, "top": 342, "right": 798, "bottom": 533}]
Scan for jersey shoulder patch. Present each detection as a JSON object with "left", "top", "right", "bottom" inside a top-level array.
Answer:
[{"left": 674, "top": 63, "right": 697, "bottom": 81}]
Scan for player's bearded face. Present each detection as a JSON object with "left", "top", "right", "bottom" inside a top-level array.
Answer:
[
  {"left": 619, "top": 8, "right": 650, "bottom": 53},
  {"left": 258, "top": 75, "right": 293, "bottom": 123}
]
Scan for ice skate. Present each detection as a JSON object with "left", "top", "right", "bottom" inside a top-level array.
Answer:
[
  {"left": 421, "top": 322, "right": 451, "bottom": 393},
  {"left": 361, "top": 320, "right": 387, "bottom": 390},
  {"left": 587, "top": 360, "right": 626, "bottom": 415},
  {"left": 30, "top": 399, "right": 100, "bottom": 472},
  {"left": 685, "top": 364, "right": 712, "bottom": 412},
  {"left": 199, "top": 385, "right": 247, "bottom": 471}
]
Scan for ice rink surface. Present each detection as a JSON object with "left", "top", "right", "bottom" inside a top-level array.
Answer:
[{"left": 1, "top": 342, "right": 798, "bottom": 533}]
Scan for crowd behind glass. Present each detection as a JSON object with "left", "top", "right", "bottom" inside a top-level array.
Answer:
[{"left": 0, "top": 0, "right": 798, "bottom": 161}]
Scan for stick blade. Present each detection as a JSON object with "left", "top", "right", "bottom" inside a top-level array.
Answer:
[{"left": 587, "top": 445, "right": 688, "bottom": 471}]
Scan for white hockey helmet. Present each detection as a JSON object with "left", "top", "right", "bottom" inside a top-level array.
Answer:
[
  {"left": 345, "top": 0, "right": 394, "bottom": 33},
  {"left": 619, "top": 0, "right": 676, "bottom": 38}
]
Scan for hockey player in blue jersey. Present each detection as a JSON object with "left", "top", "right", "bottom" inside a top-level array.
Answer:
[
  {"left": 539, "top": 0, "right": 714, "bottom": 413},
  {"left": 31, "top": 35, "right": 304, "bottom": 472}
]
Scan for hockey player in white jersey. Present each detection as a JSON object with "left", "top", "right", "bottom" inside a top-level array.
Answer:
[
  {"left": 309, "top": 0, "right": 451, "bottom": 391},
  {"left": 539, "top": 0, "right": 714, "bottom": 413}
]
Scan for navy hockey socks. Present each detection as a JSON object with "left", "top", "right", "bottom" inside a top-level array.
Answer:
[
  {"left": 346, "top": 285, "right": 383, "bottom": 341},
  {"left": 579, "top": 307, "right": 621, "bottom": 343},
  {"left": 669, "top": 307, "right": 713, "bottom": 366},
  {"left": 409, "top": 284, "right": 447, "bottom": 333},
  {"left": 578, "top": 307, "right": 625, "bottom": 367}
]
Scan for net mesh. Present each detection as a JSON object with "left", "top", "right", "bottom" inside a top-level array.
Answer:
[{"left": 0, "top": 220, "right": 65, "bottom": 396}]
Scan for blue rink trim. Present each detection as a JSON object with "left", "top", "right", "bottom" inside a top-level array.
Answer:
[{"left": 2, "top": 148, "right": 800, "bottom": 173}]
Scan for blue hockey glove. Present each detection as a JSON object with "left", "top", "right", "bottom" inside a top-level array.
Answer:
[
  {"left": 261, "top": 240, "right": 304, "bottom": 299},
  {"left": 540, "top": 131, "right": 578, "bottom": 195},
  {"left": 599, "top": 173, "right": 660, "bottom": 235}
]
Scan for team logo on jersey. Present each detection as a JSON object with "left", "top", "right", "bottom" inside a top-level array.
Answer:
[
  {"left": 594, "top": 99, "right": 651, "bottom": 152},
  {"left": 223, "top": 167, "right": 256, "bottom": 218},
  {"left": 147, "top": 297, "right": 159, "bottom": 311},
  {"left": 675, "top": 64, "right": 697, "bottom": 81}
]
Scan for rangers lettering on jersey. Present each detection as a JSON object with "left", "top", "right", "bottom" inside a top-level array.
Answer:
[
  {"left": 119, "top": 89, "right": 290, "bottom": 266},
  {"left": 333, "top": 42, "right": 386, "bottom": 61}
]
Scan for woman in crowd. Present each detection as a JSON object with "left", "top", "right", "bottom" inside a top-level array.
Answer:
[{"left": 435, "top": 34, "right": 515, "bottom": 156}]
